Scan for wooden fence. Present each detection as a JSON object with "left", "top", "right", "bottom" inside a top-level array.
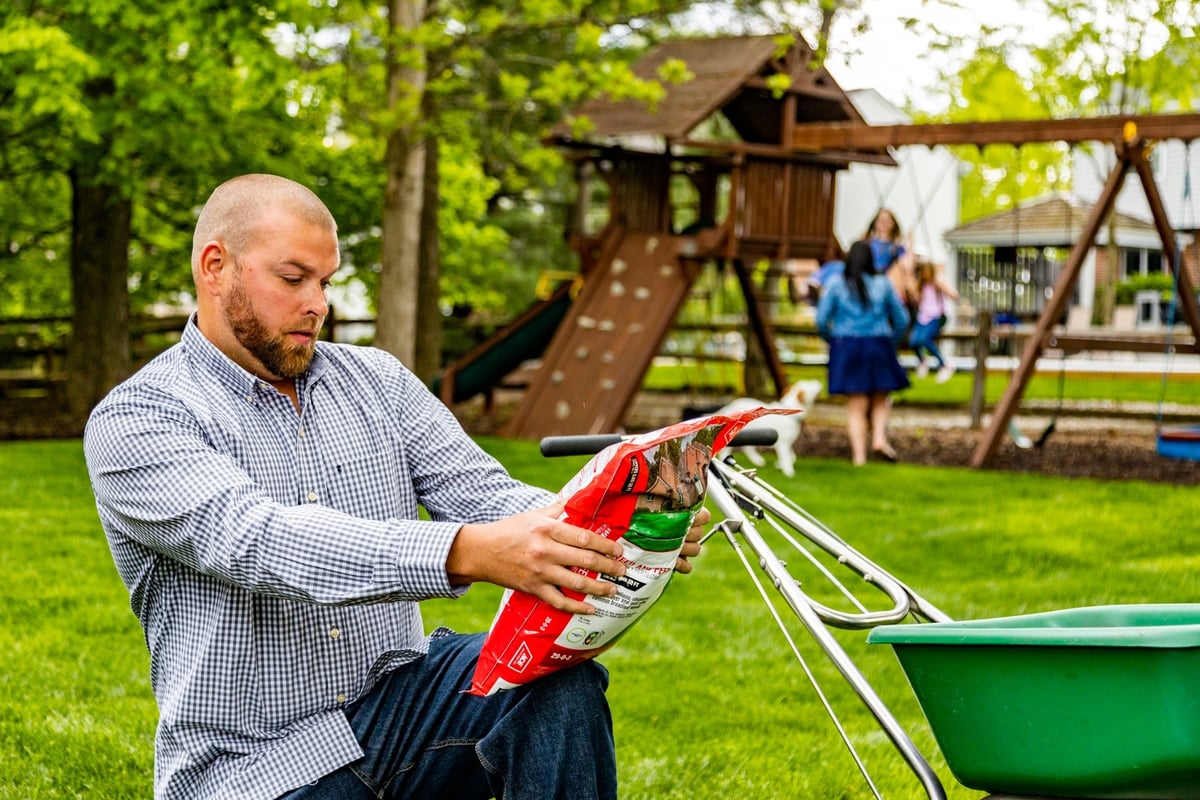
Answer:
[{"left": 3, "top": 313, "right": 1193, "bottom": 431}]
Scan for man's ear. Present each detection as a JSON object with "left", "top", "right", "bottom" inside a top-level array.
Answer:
[{"left": 196, "top": 241, "right": 229, "bottom": 297}]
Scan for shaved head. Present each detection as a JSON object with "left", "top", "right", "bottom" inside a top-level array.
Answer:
[
  {"left": 191, "top": 174, "right": 337, "bottom": 273},
  {"left": 190, "top": 175, "right": 341, "bottom": 388}
]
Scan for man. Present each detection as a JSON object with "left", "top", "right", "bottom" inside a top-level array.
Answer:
[{"left": 84, "top": 174, "right": 707, "bottom": 800}]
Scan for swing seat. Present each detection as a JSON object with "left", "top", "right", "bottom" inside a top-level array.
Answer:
[{"left": 1157, "top": 425, "right": 1200, "bottom": 461}]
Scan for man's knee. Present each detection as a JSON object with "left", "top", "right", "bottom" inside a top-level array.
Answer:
[{"left": 540, "top": 660, "right": 610, "bottom": 706}]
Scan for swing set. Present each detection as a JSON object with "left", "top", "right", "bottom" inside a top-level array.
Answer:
[
  {"left": 792, "top": 112, "right": 1200, "bottom": 468},
  {"left": 990, "top": 148, "right": 1072, "bottom": 451},
  {"left": 1155, "top": 138, "right": 1200, "bottom": 460}
]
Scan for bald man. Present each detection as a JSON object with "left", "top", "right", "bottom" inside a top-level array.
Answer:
[{"left": 85, "top": 174, "right": 706, "bottom": 800}]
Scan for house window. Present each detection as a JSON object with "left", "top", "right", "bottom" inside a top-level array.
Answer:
[{"left": 1121, "top": 247, "right": 1163, "bottom": 279}]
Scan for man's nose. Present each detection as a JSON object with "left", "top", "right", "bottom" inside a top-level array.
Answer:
[{"left": 304, "top": 282, "right": 329, "bottom": 317}]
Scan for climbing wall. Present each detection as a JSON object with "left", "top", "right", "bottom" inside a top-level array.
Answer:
[{"left": 502, "top": 232, "right": 696, "bottom": 440}]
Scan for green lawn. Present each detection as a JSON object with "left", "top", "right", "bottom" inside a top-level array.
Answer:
[{"left": 3, "top": 438, "right": 1197, "bottom": 799}]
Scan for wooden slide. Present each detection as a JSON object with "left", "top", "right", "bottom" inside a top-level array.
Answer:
[{"left": 502, "top": 232, "right": 697, "bottom": 440}]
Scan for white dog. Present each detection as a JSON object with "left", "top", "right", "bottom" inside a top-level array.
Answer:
[{"left": 716, "top": 379, "right": 823, "bottom": 477}]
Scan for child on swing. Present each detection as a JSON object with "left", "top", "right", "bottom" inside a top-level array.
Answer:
[{"left": 909, "top": 259, "right": 959, "bottom": 383}]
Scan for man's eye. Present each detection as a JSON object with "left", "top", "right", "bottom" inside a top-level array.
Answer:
[{"left": 283, "top": 276, "right": 303, "bottom": 285}]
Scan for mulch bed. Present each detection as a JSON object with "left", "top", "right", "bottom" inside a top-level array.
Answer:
[{"left": 791, "top": 421, "right": 1200, "bottom": 486}]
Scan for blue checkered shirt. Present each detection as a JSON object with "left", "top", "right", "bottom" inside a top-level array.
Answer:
[{"left": 84, "top": 319, "right": 552, "bottom": 800}]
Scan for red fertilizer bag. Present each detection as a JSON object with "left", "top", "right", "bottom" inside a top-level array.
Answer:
[{"left": 468, "top": 408, "right": 794, "bottom": 696}]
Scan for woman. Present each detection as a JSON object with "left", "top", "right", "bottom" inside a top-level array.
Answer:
[
  {"left": 909, "top": 259, "right": 960, "bottom": 382},
  {"left": 865, "top": 208, "right": 918, "bottom": 328},
  {"left": 864, "top": 208, "right": 908, "bottom": 273},
  {"left": 816, "top": 240, "right": 911, "bottom": 465}
]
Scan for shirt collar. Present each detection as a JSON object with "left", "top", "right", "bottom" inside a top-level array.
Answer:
[{"left": 181, "top": 314, "right": 329, "bottom": 397}]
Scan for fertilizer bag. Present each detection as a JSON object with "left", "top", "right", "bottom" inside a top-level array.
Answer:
[{"left": 468, "top": 407, "right": 793, "bottom": 696}]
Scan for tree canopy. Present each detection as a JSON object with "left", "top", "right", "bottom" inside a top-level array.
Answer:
[{"left": 4, "top": 0, "right": 1198, "bottom": 410}]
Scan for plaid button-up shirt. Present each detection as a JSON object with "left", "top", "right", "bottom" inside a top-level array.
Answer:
[{"left": 84, "top": 319, "right": 551, "bottom": 800}]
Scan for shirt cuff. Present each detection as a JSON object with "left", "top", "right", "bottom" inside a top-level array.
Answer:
[{"left": 377, "top": 520, "right": 465, "bottom": 600}]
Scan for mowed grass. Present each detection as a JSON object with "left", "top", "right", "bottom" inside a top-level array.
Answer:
[
  {"left": 0, "top": 442, "right": 154, "bottom": 799},
  {"left": 4, "top": 437, "right": 1198, "bottom": 799}
]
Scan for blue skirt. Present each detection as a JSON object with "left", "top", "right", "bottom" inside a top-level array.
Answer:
[{"left": 827, "top": 335, "right": 911, "bottom": 395}]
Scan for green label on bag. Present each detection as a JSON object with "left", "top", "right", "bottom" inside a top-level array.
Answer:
[{"left": 624, "top": 509, "right": 695, "bottom": 552}]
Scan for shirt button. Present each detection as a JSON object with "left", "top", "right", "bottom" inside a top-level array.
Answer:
[
  {"left": 329, "top": 628, "right": 340, "bottom": 639},
  {"left": 298, "top": 426, "right": 305, "bottom": 438},
  {"left": 307, "top": 491, "right": 318, "bottom": 502},
  {"left": 336, "top": 693, "right": 347, "bottom": 704}
]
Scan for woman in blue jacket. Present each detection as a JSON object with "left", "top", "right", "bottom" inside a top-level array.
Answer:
[{"left": 817, "top": 240, "right": 911, "bottom": 465}]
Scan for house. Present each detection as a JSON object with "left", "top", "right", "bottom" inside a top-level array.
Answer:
[{"left": 943, "top": 193, "right": 1175, "bottom": 327}]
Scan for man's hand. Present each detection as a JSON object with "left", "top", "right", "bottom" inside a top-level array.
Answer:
[
  {"left": 674, "top": 506, "right": 710, "bottom": 574},
  {"left": 448, "top": 503, "right": 627, "bottom": 615}
]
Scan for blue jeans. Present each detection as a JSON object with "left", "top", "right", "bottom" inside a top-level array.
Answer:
[
  {"left": 909, "top": 318, "right": 947, "bottom": 368},
  {"left": 278, "top": 632, "right": 616, "bottom": 800}
]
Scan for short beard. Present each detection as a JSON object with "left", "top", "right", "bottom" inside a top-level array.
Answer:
[{"left": 224, "top": 273, "right": 316, "bottom": 380}]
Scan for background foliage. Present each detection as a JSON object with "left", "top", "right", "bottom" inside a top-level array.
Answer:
[{"left": 2, "top": 1, "right": 1198, "bottom": 391}]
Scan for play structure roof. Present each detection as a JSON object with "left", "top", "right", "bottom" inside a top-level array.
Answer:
[{"left": 549, "top": 34, "right": 867, "bottom": 147}]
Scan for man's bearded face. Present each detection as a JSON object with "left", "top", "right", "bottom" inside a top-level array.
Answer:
[{"left": 224, "top": 264, "right": 317, "bottom": 379}]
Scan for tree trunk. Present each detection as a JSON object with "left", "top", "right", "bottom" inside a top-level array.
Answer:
[
  {"left": 67, "top": 167, "right": 132, "bottom": 420},
  {"left": 373, "top": 0, "right": 427, "bottom": 368},
  {"left": 414, "top": 139, "right": 442, "bottom": 384}
]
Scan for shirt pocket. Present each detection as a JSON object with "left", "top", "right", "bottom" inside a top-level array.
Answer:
[{"left": 320, "top": 448, "right": 407, "bottom": 520}]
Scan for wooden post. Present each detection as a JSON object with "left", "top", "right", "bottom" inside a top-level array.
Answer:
[
  {"left": 322, "top": 304, "right": 337, "bottom": 342},
  {"left": 969, "top": 311, "right": 991, "bottom": 430},
  {"left": 731, "top": 258, "right": 789, "bottom": 399},
  {"left": 1129, "top": 139, "right": 1200, "bottom": 341},
  {"left": 971, "top": 142, "right": 1134, "bottom": 467}
]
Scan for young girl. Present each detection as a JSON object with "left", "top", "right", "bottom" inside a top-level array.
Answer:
[{"left": 908, "top": 260, "right": 960, "bottom": 382}]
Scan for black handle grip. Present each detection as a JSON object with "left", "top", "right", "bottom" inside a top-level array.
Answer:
[
  {"left": 539, "top": 434, "right": 623, "bottom": 457},
  {"left": 728, "top": 427, "right": 777, "bottom": 448},
  {"left": 539, "top": 427, "right": 778, "bottom": 458}
]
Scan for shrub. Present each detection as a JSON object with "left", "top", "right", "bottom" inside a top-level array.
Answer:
[{"left": 1115, "top": 272, "right": 1175, "bottom": 304}]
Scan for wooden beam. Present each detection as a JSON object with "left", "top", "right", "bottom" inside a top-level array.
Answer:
[
  {"left": 674, "top": 137, "right": 896, "bottom": 166},
  {"left": 731, "top": 258, "right": 789, "bottom": 398},
  {"left": 970, "top": 145, "right": 1135, "bottom": 468},
  {"left": 1043, "top": 333, "right": 1198, "bottom": 356},
  {"left": 743, "top": 76, "right": 850, "bottom": 105},
  {"left": 791, "top": 112, "right": 1200, "bottom": 151}
]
